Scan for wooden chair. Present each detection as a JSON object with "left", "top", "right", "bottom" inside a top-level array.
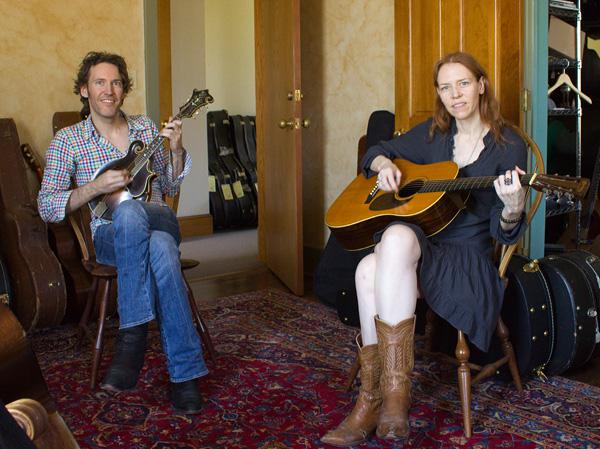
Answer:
[
  {"left": 69, "top": 207, "right": 216, "bottom": 389},
  {"left": 345, "top": 131, "right": 545, "bottom": 438},
  {"left": 52, "top": 112, "right": 216, "bottom": 389}
]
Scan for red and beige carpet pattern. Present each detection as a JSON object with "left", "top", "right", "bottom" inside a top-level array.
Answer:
[{"left": 31, "top": 288, "right": 600, "bottom": 448}]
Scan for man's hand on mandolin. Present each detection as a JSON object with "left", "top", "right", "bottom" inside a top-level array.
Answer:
[
  {"left": 93, "top": 169, "right": 132, "bottom": 194},
  {"left": 160, "top": 117, "right": 184, "bottom": 155}
]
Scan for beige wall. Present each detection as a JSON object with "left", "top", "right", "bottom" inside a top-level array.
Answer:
[
  {"left": 170, "top": 0, "right": 208, "bottom": 216},
  {"left": 205, "top": 0, "right": 256, "bottom": 115},
  {"left": 0, "top": 0, "right": 146, "bottom": 165},
  {"left": 0, "top": 0, "right": 395, "bottom": 249},
  {"left": 301, "top": 0, "right": 395, "bottom": 249}
]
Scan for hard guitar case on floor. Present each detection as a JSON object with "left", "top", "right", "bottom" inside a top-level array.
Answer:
[
  {"left": 313, "top": 233, "right": 372, "bottom": 326},
  {"left": 559, "top": 250, "right": 600, "bottom": 356},
  {"left": 500, "top": 254, "right": 555, "bottom": 378},
  {"left": 538, "top": 254, "right": 598, "bottom": 375},
  {"left": 207, "top": 110, "right": 257, "bottom": 227},
  {"left": 230, "top": 115, "right": 258, "bottom": 199},
  {"left": 207, "top": 114, "right": 240, "bottom": 229}
]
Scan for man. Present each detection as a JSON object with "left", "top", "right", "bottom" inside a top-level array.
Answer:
[{"left": 38, "top": 51, "right": 206, "bottom": 414}]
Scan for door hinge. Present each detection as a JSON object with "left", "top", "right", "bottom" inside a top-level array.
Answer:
[{"left": 521, "top": 89, "right": 531, "bottom": 112}]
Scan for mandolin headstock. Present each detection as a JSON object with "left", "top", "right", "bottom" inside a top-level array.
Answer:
[{"left": 177, "top": 89, "right": 214, "bottom": 120}]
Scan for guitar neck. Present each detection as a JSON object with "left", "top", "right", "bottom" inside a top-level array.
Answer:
[
  {"left": 127, "top": 111, "right": 185, "bottom": 177},
  {"left": 422, "top": 174, "right": 535, "bottom": 193}
]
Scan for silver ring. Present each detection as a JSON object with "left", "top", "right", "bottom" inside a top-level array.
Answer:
[{"left": 504, "top": 177, "right": 512, "bottom": 185}]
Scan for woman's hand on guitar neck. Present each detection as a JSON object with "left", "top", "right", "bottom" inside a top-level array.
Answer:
[{"left": 371, "top": 156, "right": 402, "bottom": 192}]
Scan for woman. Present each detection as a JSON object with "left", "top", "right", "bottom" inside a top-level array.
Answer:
[{"left": 321, "top": 52, "right": 528, "bottom": 446}]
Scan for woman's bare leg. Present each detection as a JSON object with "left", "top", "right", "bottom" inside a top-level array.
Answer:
[{"left": 374, "top": 225, "right": 421, "bottom": 324}]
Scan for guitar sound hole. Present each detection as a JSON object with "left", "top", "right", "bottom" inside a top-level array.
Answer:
[{"left": 369, "top": 180, "right": 424, "bottom": 211}]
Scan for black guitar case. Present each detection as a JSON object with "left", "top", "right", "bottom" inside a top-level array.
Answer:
[
  {"left": 538, "top": 254, "right": 598, "bottom": 375},
  {"left": 500, "top": 254, "right": 554, "bottom": 378},
  {"left": 243, "top": 116, "right": 257, "bottom": 168},
  {"left": 559, "top": 250, "right": 600, "bottom": 357},
  {"left": 230, "top": 115, "right": 258, "bottom": 198},
  {"left": 207, "top": 110, "right": 257, "bottom": 227},
  {"left": 314, "top": 233, "right": 372, "bottom": 326},
  {"left": 207, "top": 116, "right": 240, "bottom": 229}
]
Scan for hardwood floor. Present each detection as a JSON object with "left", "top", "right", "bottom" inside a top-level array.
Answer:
[
  {"left": 188, "top": 266, "right": 600, "bottom": 388},
  {"left": 188, "top": 264, "right": 291, "bottom": 307}
]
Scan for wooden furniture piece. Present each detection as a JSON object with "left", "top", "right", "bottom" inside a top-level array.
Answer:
[
  {"left": 49, "top": 112, "right": 216, "bottom": 388},
  {"left": 345, "top": 131, "right": 545, "bottom": 438},
  {"left": 0, "top": 304, "right": 79, "bottom": 449}
]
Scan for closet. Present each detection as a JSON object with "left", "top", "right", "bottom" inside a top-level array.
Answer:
[{"left": 546, "top": 0, "right": 594, "bottom": 248}]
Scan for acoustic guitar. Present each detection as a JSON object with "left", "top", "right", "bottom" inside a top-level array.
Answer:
[
  {"left": 89, "top": 88, "right": 214, "bottom": 220},
  {"left": 326, "top": 159, "right": 590, "bottom": 251}
]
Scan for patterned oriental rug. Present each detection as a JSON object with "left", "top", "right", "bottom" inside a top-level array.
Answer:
[{"left": 31, "top": 289, "right": 600, "bottom": 449}]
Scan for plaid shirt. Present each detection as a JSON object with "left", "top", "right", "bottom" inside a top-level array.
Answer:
[{"left": 38, "top": 113, "right": 191, "bottom": 237}]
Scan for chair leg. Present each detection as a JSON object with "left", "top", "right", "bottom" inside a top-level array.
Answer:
[
  {"left": 77, "top": 277, "right": 98, "bottom": 346},
  {"left": 183, "top": 275, "right": 217, "bottom": 362},
  {"left": 496, "top": 317, "right": 523, "bottom": 392},
  {"left": 455, "top": 330, "right": 472, "bottom": 438},
  {"left": 91, "top": 279, "right": 111, "bottom": 390}
]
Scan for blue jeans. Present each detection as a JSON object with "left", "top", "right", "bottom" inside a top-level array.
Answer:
[{"left": 93, "top": 200, "right": 208, "bottom": 382}]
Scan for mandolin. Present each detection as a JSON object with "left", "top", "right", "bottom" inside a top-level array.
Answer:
[
  {"left": 89, "top": 88, "right": 214, "bottom": 220},
  {"left": 326, "top": 159, "right": 590, "bottom": 251}
]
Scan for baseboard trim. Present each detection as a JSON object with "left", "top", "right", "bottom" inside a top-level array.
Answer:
[{"left": 178, "top": 214, "right": 213, "bottom": 238}]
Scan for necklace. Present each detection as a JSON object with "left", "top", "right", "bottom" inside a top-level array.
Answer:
[{"left": 454, "top": 126, "right": 486, "bottom": 168}]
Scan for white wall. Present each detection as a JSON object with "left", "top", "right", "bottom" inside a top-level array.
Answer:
[
  {"left": 205, "top": 0, "right": 256, "bottom": 115},
  {"left": 170, "top": 0, "right": 208, "bottom": 216}
]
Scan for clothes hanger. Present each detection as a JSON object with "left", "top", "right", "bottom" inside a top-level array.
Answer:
[{"left": 548, "top": 59, "right": 593, "bottom": 105}]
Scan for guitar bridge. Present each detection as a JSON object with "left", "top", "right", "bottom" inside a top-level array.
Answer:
[{"left": 365, "top": 184, "right": 380, "bottom": 204}]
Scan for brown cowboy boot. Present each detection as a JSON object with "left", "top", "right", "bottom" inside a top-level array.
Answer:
[
  {"left": 375, "top": 315, "right": 415, "bottom": 439},
  {"left": 321, "top": 336, "right": 382, "bottom": 447}
]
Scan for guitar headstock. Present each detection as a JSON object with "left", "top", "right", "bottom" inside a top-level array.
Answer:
[
  {"left": 178, "top": 89, "right": 214, "bottom": 119},
  {"left": 530, "top": 173, "right": 590, "bottom": 200},
  {"left": 20, "top": 143, "right": 44, "bottom": 183}
]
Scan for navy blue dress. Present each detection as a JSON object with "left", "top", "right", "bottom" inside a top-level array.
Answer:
[{"left": 361, "top": 118, "right": 527, "bottom": 351}]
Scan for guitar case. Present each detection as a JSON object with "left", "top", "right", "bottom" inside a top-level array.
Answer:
[
  {"left": 0, "top": 119, "right": 67, "bottom": 331},
  {"left": 500, "top": 254, "right": 555, "bottom": 378},
  {"left": 243, "top": 115, "right": 257, "bottom": 168},
  {"left": 538, "top": 253, "right": 598, "bottom": 375},
  {"left": 207, "top": 113, "right": 241, "bottom": 229},
  {"left": 314, "top": 233, "right": 372, "bottom": 326},
  {"left": 559, "top": 250, "right": 600, "bottom": 356},
  {"left": 207, "top": 110, "right": 257, "bottom": 227},
  {"left": 230, "top": 115, "right": 258, "bottom": 198}
]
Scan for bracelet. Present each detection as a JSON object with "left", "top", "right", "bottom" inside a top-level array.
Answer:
[{"left": 500, "top": 213, "right": 522, "bottom": 224}]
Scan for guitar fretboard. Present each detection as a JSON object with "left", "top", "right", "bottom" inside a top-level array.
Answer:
[
  {"left": 126, "top": 111, "right": 186, "bottom": 177},
  {"left": 421, "top": 174, "right": 535, "bottom": 193}
]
